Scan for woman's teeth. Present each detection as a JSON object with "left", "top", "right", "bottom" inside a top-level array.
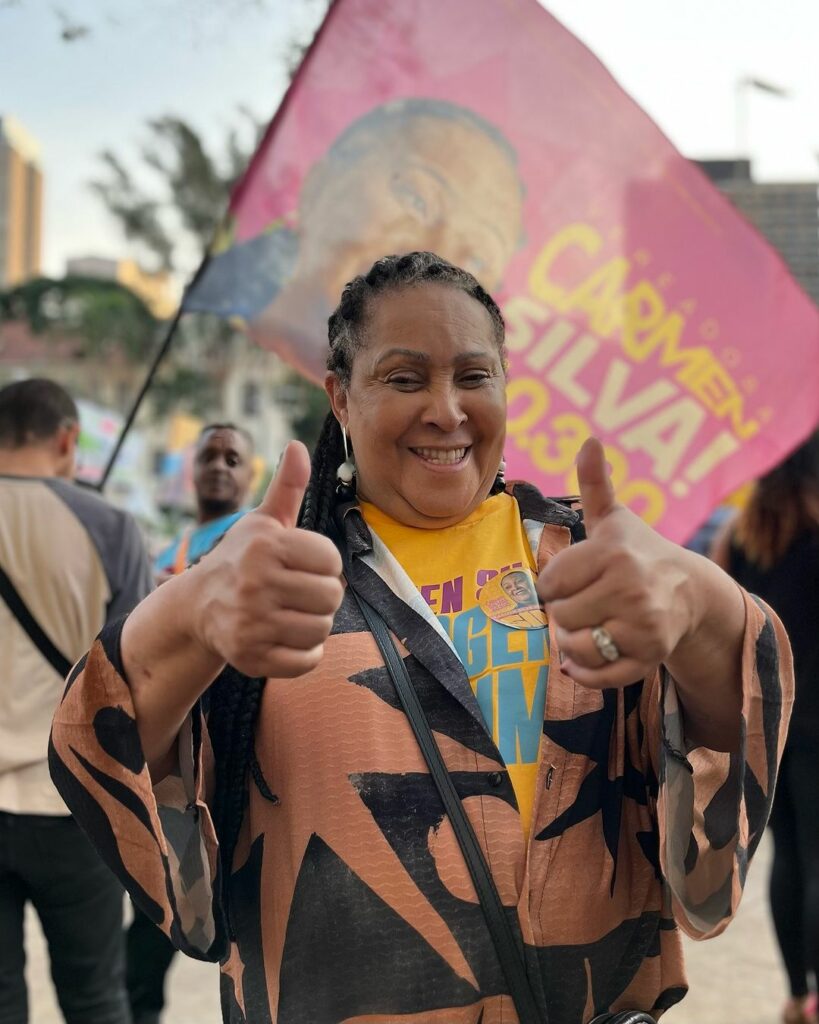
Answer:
[{"left": 412, "top": 447, "right": 467, "bottom": 465}]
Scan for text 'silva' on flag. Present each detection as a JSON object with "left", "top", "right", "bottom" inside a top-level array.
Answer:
[{"left": 183, "top": 0, "right": 819, "bottom": 542}]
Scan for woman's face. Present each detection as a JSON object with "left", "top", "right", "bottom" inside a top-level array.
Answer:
[{"left": 326, "top": 282, "right": 507, "bottom": 529}]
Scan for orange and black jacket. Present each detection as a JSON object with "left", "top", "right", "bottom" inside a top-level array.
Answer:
[{"left": 49, "top": 483, "right": 793, "bottom": 1024}]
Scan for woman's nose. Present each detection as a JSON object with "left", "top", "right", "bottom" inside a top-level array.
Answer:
[{"left": 421, "top": 386, "right": 467, "bottom": 431}]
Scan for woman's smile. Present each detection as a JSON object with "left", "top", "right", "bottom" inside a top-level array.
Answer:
[{"left": 409, "top": 444, "right": 471, "bottom": 468}]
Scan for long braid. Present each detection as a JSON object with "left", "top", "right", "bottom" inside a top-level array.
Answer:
[
  {"left": 298, "top": 411, "right": 345, "bottom": 534},
  {"left": 208, "top": 667, "right": 265, "bottom": 911},
  {"left": 208, "top": 251, "right": 506, "bottom": 902},
  {"left": 207, "top": 418, "right": 344, "bottom": 889}
]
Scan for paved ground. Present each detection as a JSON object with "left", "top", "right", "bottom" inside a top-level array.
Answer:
[{"left": 25, "top": 834, "right": 785, "bottom": 1023}]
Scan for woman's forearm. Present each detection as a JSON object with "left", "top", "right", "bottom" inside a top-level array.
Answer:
[
  {"left": 121, "top": 565, "right": 225, "bottom": 778},
  {"left": 118, "top": 444, "right": 344, "bottom": 779},
  {"left": 664, "top": 551, "right": 746, "bottom": 752}
]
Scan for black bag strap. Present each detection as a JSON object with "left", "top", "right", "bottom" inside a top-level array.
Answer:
[
  {"left": 0, "top": 564, "right": 72, "bottom": 678},
  {"left": 590, "top": 1014, "right": 656, "bottom": 1023},
  {"left": 349, "top": 584, "right": 546, "bottom": 1024}
]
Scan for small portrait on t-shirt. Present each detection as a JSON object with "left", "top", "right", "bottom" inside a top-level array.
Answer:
[{"left": 479, "top": 568, "right": 546, "bottom": 629}]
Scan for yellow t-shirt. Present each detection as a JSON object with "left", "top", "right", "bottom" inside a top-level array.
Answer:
[{"left": 360, "top": 493, "right": 549, "bottom": 840}]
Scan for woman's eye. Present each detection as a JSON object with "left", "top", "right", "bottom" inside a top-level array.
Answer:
[
  {"left": 386, "top": 375, "right": 422, "bottom": 389},
  {"left": 460, "top": 372, "right": 491, "bottom": 386}
]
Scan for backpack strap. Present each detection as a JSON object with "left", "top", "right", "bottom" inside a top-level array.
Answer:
[{"left": 0, "top": 565, "right": 72, "bottom": 678}]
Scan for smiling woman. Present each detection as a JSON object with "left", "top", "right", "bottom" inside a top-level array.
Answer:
[
  {"left": 50, "top": 252, "right": 793, "bottom": 1024},
  {"left": 325, "top": 281, "right": 507, "bottom": 528}
]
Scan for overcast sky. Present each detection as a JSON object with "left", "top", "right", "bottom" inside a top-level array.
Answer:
[{"left": 2, "top": 0, "right": 817, "bottom": 279}]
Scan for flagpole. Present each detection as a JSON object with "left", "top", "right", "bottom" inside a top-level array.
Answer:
[
  {"left": 96, "top": 296, "right": 182, "bottom": 492},
  {"left": 735, "top": 75, "right": 790, "bottom": 158},
  {"left": 95, "top": 0, "right": 342, "bottom": 492},
  {"left": 96, "top": 255, "right": 210, "bottom": 491}
]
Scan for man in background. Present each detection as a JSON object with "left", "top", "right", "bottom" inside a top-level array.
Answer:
[
  {"left": 128, "top": 420, "right": 254, "bottom": 1024},
  {"left": 154, "top": 422, "right": 255, "bottom": 577},
  {"left": 0, "top": 378, "right": 152, "bottom": 1023}
]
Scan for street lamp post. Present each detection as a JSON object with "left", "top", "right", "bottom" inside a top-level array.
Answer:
[{"left": 735, "top": 75, "right": 790, "bottom": 156}]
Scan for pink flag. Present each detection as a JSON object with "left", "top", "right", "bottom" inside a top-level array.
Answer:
[{"left": 184, "top": 0, "right": 819, "bottom": 541}]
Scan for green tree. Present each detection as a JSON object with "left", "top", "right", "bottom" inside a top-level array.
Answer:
[
  {"left": 0, "top": 275, "right": 160, "bottom": 361},
  {"left": 0, "top": 2, "right": 284, "bottom": 46},
  {"left": 89, "top": 112, "right": 264, "bottom": 275},
  {"left": 280, "top": 374, "right": 330, "bottom": 450},
  {"left": 90, "top": 104, "right": 330, "bottom": 438},
  {"left": 0, "top": 2, "right": 332, "bottom": 430},
  {"left": 0, "top": 271, "right": 228, "bottom": 416}
]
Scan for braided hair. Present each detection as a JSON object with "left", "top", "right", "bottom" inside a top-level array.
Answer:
[
  {"left": 327, "top": 250, "right": 506, "bottom": 390},
  {"left": 208, "top": 252, "right": 506, "bottom": 888}
]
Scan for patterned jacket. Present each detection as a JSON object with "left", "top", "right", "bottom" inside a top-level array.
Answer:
[{"left": 49, "top": 484, "right": 793, "bottom": 1024}]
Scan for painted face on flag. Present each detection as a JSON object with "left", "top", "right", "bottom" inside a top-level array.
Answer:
[
  {"left": 246, "top": 100, "right": 524, "bottom": 381},
  {"left": 296, "top": 109, "right": 524, "bottom": 300}
]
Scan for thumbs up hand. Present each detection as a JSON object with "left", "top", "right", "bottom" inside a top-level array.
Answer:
[
  {"left": 536, "top": 437, "right": 698, "bottom": 689},
  {"left": 188, "top": 441, "right": 344, "bottom": 679}
]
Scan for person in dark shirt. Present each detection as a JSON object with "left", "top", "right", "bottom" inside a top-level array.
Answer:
[{"left": 712, "top": 430, "right": 819, "bottom": 1024}]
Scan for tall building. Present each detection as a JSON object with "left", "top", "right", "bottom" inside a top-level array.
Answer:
[
  {"left": 0, "top": 116, "right": 43, "bottom": 288},
  {"left": 696, "top": 158, "right": 819, "bottom": 306}
]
